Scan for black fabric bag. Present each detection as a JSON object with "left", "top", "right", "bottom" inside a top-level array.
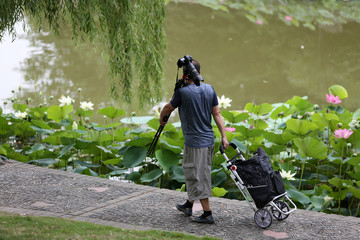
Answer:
[
  {"left": 271, "top": 170, "right": 286, "bottom": 195},
  {"left": 234, "top": 147, "right": 285, "bottom": 208}
]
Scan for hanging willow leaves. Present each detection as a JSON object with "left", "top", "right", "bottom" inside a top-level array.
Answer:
[{"left": 0, "top": 0, "right": 166, "bottom": 106}]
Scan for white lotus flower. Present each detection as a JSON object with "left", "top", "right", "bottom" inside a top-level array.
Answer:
[
  {"left": 218, "top": 95, "right": 232, "bottom": 109},
  {"left": 14, "top": 111, "right": 27, "bottom": 119},
  {"left": 58, "top": 96, "right": 74, "bottom": 106},
  {"left": 323, "top": 196, "right": 333, "bottom": 205},
  {"left": 280, "top": 169, "right": 296, "bottom": 181},
  {"left": 72, "top": 121, "right": 78, "bottom": 130},
  {"left": 80, "top": 101, "right": 94, "bottom": 111}
]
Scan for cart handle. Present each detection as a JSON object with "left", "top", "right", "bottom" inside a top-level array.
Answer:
[{"left": 219, "top": 142, "right": 238, "bottom": 154}]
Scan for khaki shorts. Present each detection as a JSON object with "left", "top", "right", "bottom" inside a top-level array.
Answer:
[{"left": 182, "top": 144, "right": 214, "bottom": 201}]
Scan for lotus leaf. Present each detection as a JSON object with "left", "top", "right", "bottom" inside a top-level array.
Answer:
[
  {"left": 286, "top": 188, "right": 311, "bottom": 206},
  {"left": 169, "top": 166, "right": 185, "bottom": 183},
  {"left": 293, "top": 137, "right": 327, "bottom": 159},
  {"left": 47, "top": 105, "right": 73, "bottom": 122},
  {"left": 140, "top": 168, "right": 162, "bottom": 183},
  {"left": 98, "top": 107, "right": 125, "bottom": 119},
  {"left": 212, "top": 187, "right": 227, "bottom": 197},
  {"left": 122, "top": 146, "right": 146, "bottom": 168},
  {"left": 155, "top": 149, "right": 179, "bottom": 173},
  {"left": 125, "top": 172, "right": 141, "bottom": 181},
  {"left": 329, "top": 84, "right": 348, "bottom": 99}
]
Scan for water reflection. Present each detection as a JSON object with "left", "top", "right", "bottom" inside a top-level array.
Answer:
[
  {"left": 1, "top": 2, "right": 360, "bottom": 120},
  {"left": 18, "top": 23, "right": 111, "bottom": 108},
  {"left": 165, "top": 3, "right": 360, "bottom": 111}
]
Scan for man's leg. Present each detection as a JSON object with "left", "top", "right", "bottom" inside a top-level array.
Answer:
[
  {"left": 200, "top": 198, "right": 210, "bottom": 211},
  {"left": 193, "top": 198, "right": 214, "bottom": 224}
]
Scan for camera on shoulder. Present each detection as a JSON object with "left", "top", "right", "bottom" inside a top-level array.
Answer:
[{"left": 176, "top": 55, "right": 204, "bottom": 87}]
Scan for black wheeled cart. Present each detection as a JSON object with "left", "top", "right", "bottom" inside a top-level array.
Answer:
[{"left": 220, "top": 142, "right": 297, "bottom": 228}]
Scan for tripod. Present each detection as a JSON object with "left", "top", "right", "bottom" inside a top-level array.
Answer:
[{"left": 146, "top": 115, "right": 169, "bottom": 157}]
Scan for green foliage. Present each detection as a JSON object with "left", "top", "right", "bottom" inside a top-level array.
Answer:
[
  {"left": 140, "top": 168, "right": 162, "bottom": 183},
  {"left": 212, "top": 187, "right": 228, "bottom": 197},
  {"left": 98, "top": 107, "right": 126, "bottom": 120},
  {"left": 122, "top": 146, "right": 146, "bottom": 168},
  {"left": 293, "top": 137, "right": 327, "bottom": 159},
  {"left": 155, "top": 149, "right": 179, "bottom": 173},
  {"left": 329, "top": 84, "right": 348, "bottom": 99},
  {"left": 195, "top": 0, "right": 360, "bottom": 31},
  {"left": 1, "top": 84, "right": 360, "bottom": 217},
  {"left": 0, "top": 0, "right": 166, "bottom": 106},
  {"left": 47, "top": 105, "right": 73, "bottom": 122}
]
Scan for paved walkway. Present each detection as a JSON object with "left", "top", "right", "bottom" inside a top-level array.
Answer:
[{"left": 0, "top": 160, "right": 360, "bottom": 240}]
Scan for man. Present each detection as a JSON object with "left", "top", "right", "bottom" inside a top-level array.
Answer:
[{"left": 159, "top": 58, "right": 229, "bottom": 224}]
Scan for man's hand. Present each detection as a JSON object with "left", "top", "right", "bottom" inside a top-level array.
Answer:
[
  {"left": 159, "top": 103, "right": 175, "bottom": 126},
  {"left": 222, "top": 137, "right": 229, "bottom": 149},
  {"left": 212, "top": 105, "right": 229, "bottom": 150},
  {"left": 160, "top": 115, "right": 169, "bottom": 126}
]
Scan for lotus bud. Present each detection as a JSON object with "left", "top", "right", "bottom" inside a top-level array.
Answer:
[
  {"left": 326, "top": 109, "right": 329, "bottom": 113},
  {"left": 18, "top": 85, "right": 22, "bottom": 91},
  {"left": 39, "top": 91, "right": 43, "bottom": 97},
  {"left": 249, "top": 124, "right": 254, "bottom": 130},
  {"left": 72, "top": 121, "right": 78, "bottom": 130},
  {"left": 313, "top": 104, "right": 319, "bottom": 110},
  {"left": 337, "top": 123, "right": 343, "bottom": 128},
  {"left": 132, "top": 112, "right": 136, "bottom": 116},
  {"left": 11, "top": 90, "right": 15, "bottom": 94}
]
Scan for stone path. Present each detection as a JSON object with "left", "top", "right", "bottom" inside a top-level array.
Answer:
[{"left": 1, "top": 160, "right": 360, "bottom": 239}]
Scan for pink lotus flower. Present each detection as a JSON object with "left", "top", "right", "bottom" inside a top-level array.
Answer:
[
  {"left": 285, "top": 16, "right": 292, "bottom": 21},
  {"left": 334, "top": 128, "right": 353, "bottom": 139},
  {"left": 225, "top": 127, "right": 236, "bottom": 133},
  {"left": 326, "top": 93, "right": 341, "bottom": 104},
  {"left": 256, "top": 19, "right": 263, "bottom": 25}
]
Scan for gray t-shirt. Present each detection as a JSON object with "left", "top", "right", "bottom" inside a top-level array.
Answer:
[{"left": 170, "top": 83, "right": 218, "bottom": 148}]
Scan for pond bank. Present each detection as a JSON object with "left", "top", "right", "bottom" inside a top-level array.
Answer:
[{"left": 0, "top": 160, "right": 359, "bottom": 240}]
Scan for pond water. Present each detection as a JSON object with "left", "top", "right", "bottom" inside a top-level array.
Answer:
[{"left": 1, "top": 2, "right": 360, "bottom": 121}]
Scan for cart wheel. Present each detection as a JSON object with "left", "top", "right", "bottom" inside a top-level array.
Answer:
[
  {"left": 271, "top": 200, "right": 290, "bottom": 221},
  {"left": 254, "top": 209, "right": 272, "bottom": 229}
]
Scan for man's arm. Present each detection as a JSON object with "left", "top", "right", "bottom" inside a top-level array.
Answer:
[
  {"left": 212, "top": 105, "right": 229, "bottom": 149},
  {"left": 160, "top": 102, "right": 175, "bottom": 126}
]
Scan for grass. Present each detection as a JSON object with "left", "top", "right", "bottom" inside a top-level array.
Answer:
[{"left": 0, "top": 211, "right": 219, "bottom": 240}]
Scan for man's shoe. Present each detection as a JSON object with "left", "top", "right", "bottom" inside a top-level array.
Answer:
[
  {"left": 192, "top": 214, "right": 215, "bottom": 224},
  {"left": 176, "top": 204, "right": 192, "bottom": 216}
]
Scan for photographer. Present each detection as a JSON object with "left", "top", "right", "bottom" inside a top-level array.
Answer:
[{"left": 159, "top": 57, "right": 229, "bottom": 224}]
